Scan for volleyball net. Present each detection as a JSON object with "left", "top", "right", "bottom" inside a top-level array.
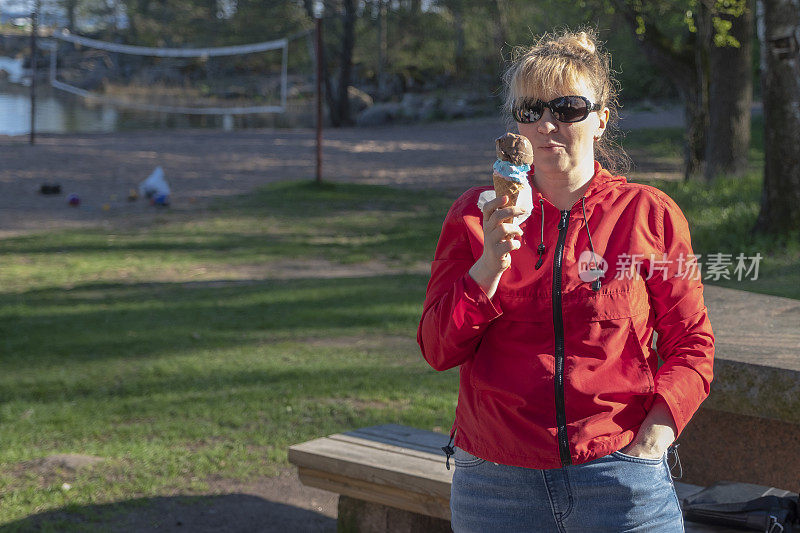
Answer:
[{"left": 47, "top": 30, "right": 313, "bottom": 115}]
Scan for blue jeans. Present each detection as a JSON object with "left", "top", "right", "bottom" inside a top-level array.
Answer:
[{"left": 450, "top": 447, "right": 684, "bottom": 532}]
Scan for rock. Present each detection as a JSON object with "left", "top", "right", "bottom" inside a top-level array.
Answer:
[
  {"left": 288, "top": 83, "right": 314, "bottom": 99},
  {"left": 441, "top": 98, "right": 478, "bottom": 120},
  {"left": 356, "top": 102, "right": 401, "bottom": 127},
  {"left": 419, "top": 96, "right": 442, "bottom": 121},
  {"left": 348, "top": 86, "right": 373, "bottom": 116},
  {"left": 400, "top": 93, "right": 425, "bottom": 120}
]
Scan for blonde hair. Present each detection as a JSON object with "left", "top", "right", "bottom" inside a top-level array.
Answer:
[{"left": 502, "top": 29, "right": 628, "bottom": 172}]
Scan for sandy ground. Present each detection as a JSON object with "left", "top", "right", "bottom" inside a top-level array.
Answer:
[
  {"left": 0, "top": 108, "right": 685, "bottom": 237},
  {"left": 0, "top": 110, "right": 685, "bottom": 530}
]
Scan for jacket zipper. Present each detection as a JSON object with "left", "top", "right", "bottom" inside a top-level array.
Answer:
[{"left": 553, "top": 209, "right": 571, "bottom": 466}]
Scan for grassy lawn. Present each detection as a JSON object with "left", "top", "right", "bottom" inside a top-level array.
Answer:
[
  {"left": 0, "top": 122, "right": 797, "bottom": 528},
  {"left": 0, "top": 182, "right": 459, "bottom": 527},
  {"left": 622, "top": 115, "right": 799, "bottom": 298}
]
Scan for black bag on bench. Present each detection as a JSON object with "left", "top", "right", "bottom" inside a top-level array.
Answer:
[{"left": 682, "top": 481, "right": 799, "bottom": 533}]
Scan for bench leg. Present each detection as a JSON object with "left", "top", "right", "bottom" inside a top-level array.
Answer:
[{"left": 337, "top": 495, "right": 452, "bottom": 533}]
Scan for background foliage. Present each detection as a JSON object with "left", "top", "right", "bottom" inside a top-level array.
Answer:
[{"left": 33, "top": 0, "right": 688, "bottom": 104}]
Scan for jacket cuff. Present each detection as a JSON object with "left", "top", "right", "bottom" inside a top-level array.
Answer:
[
  {"left": 461, "top": 272, "right": 503, "bottom": 321},
  {"left": 653, "top": 376, "right": 706, "bottom": 438}
]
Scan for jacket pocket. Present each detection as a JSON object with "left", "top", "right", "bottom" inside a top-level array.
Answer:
[
  {"left": 626, "top": 314, "right": 655, "bottom": 394},
  {"left": 561, "top": 286, "right": 655, "bottom": 413},
  {"left": 468, "top": 296, "right": 554, "bottom": 409},
  {"left": 562, "top": 284, "right": 649, "bottom": 322}
]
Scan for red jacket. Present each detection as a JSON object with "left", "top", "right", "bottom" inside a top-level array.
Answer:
[{"left": 417, "top": 162, "right": 714, "bottom": 469}]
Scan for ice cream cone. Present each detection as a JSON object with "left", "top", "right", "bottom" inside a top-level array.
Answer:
[
  {"left": 493, "top": 172, "right": 524, "bottom": 224},
  {"left": 493, "top": 172, "right": 523, "bottom": 206},
  {"left": 492, "top": 133, "right": 532, "bottom": 223}
]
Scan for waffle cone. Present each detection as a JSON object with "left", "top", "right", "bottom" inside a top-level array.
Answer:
[{"left": 493, "top": 172, "right": 523, "bottom": 207}]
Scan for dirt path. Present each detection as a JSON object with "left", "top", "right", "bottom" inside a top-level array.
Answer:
[
  {"left": 0, "top": 111, "right": 685, "bottom": 237},
  {"left": 11, "top": 468, "right": 337, "bottom": 532}
]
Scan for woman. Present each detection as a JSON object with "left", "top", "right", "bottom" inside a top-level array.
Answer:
[{"left": 417, "top": 29, "right": 714, "bottom": 532}]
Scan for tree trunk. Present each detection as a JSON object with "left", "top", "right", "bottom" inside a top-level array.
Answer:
[
  {"left": 705, "top": 0, "right": 755, "bottom": 180},
  {"left": 377, "top": 0, "right": 388, "bottom": 98},
  {"left": 608, "top": 2, "right": 708, "bottom": 180},
  {"left": 453, "top": 4, "right": 466, "bottom": 79},
  {"left": 681, "top": 81, "right": 709, "bottom": 181},
  {"left": 308, "top": 1, "right": 355, "bottom": 127},
  {"left": 65, "top": 0, "right": 77, "bottom": 32},
  {"left": 335, "top": 0, "right": 356, "bottom": 126},
  {"left": 493, "top": 0, "right": 509, "bottom": 75},
  {"left": 686, "top": 0, "right": 712, "bottom": 180},
  {"left": 321, "top": 16, "right": 338, "bottom": 126},
  {"left": 754, "top": 0, "right": 800, "bottom": 235},
  {"left": 302, "top": 0, "right": 314, "bottom": 18}
]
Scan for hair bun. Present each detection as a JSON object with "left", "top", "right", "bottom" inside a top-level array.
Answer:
[{"left": 573, "top": 31, "right": 596, "bottom": 54}]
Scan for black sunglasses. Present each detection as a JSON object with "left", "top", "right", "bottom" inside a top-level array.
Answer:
[{"left": 512, "top": 95, "right": 601, "bottom": 124}]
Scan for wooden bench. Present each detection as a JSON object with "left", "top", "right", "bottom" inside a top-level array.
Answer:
[
  {"left": 289, "top": 424, "right": 453, "bottom": 532},
  {"left": 288, "top": 424, "right": 754, "bottom": 532}
]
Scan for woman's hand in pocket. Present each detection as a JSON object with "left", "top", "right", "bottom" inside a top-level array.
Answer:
[{"left": 620, "top": 396, "right": 677, "bottom": 459}]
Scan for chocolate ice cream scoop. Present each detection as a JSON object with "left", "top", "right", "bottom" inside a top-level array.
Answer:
[{"left": 495, "top": 133, "right": 533, "bottom": 166}]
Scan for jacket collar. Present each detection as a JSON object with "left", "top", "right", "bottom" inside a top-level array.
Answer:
[{"left": 528, "top": 161, "right": 626, "bottom": 214}]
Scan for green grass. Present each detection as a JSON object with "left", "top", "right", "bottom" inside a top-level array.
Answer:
[
  {"left": 648, "top": 174, "right": 799, "bottom": 298},
  {"left": 0, "top": 182, "right": 459, "bottom": 527},
  {"left": 619, "top": 126, "right": 684, "bottom": 160},
  {"left": 0, "top": 182, "right": 454, "bottom": 294},
  {"left": 0, "top": 125, "right": 797, "bottom": 527},
  {"left": 620, "top": 114, "right": 800, "bottom": 299}
]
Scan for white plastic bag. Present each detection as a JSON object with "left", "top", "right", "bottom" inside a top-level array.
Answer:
[{"left": 139, "top": 166, "right": 170, "bottom": 199}]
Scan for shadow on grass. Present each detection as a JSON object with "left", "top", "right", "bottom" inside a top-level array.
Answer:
[
  {"left": 0, "top": 273, "right": 427, "bottom": 359},
  {"left": 0, "top": 493, "right": 335, "bottom": 533},
  {"left": 0, "top": 274, "right": 441, "bottom": 403},
  {"left": 0, "top": 357, "right": 447, "bottom": 406}
]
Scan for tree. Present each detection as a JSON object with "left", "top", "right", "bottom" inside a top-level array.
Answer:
[
  {"left": 62, "top": 0, "right": 79, "bottom": 31},
  {"left": 607, "top": 0, "right": 754, "bottom": 181},
  {"left": 303, "top": 0, "right": 356, "bottom": 127},
  {"left": 608, "top": 0, "right": 706, "bottom": 178},
  {"left": 375, "top": 0, "right": 388, "bottom": 96},
  {"left": 705, "top": 0, "right": 754, "bottom": 180},
  {"left": 754, "top": 0, "right": 800, "bottom": 235},
  {"left": 437, "top": 0, "right": 467, "bottom": 79}
]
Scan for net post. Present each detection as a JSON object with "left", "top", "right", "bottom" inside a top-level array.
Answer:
[
  {"left": 281, "top": 40, "right": 288, "bottom": 111},
  {"left": 316, "top": 16, "right": 323, "bottom": 184},
  {"left": 29, "top": 2, "right": 39, "bottom": 145}
]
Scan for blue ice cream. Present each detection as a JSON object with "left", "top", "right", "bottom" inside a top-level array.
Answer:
[{"left": 493, "top": 159, "right": 531, "bottom": 184}]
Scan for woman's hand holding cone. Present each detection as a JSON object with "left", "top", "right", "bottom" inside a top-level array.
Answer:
[{"left": 469, "top": 195, "right": 526, "bottom": 299}]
